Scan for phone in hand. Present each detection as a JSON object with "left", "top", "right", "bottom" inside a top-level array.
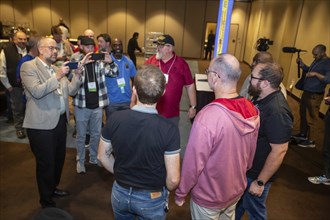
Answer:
[
  {"left": 91, "top": 53, "right": 105, "bottom": 60},
  {"left": 66, "top": 62, "right": 79, "bottom": 69}
]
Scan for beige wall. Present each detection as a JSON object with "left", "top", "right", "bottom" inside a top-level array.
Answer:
[
  {"left": 1, "top": 0, "right": 328, "bottom": 112},
  {"left": 244, "top": 0, "right": 329, "bottom": 114},
  {"left": 0, "top": 0, "right": 249, "bottom": 60}
]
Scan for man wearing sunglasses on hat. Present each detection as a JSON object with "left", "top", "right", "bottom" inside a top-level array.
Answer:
[{"left": 144, "top": 34, "right": 197, "bottom": 127}]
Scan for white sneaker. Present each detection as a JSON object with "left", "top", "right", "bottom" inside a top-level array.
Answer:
[
  {"left": 308, "top": 175, "right": 330, "bottom": 185},
  {"left": 76, "top": 162, "right": 86, "bottom": 174}
]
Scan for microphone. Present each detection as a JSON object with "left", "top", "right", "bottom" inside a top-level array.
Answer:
[{"left": 282, "top": 47, "right": 307, "bottom": 53}]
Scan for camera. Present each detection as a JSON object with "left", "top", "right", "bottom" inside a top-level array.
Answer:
[
  {"left": 66, "top": 62, "right": 79, "bottom": 69},
  {"left": 256, "top": 38, "right": 273, "bottom": 52},
  {"left": 91, "top": 53, "right": 105, "bottom": 61}
]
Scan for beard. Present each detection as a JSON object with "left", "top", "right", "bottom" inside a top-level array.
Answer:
[
  {"left": 248, "top": 82, "right": 262, "bottom": 98},
  {"left": 156, "top": 52, "right": 163, "bottom": 60}
]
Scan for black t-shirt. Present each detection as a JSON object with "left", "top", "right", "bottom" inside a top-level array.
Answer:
[
  {"left": 102, "top": 108, "right": 180, "bottom": 190},
  {"left": 84, "top": 63, "right": 99, "bottom": 109},
  {"left": 247, "top": 90, "right": 293, "bottom": 181}
]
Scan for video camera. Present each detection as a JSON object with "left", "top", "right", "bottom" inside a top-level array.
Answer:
[{"left": 256, "top": 38, "right": 273, "bottom": 52}]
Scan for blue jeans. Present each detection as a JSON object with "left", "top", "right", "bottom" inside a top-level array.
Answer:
[
  {"left": 74, "top": 107, "right": 103, "bottom": 163},
  {"left": 235, "top": 177, "right": 271, "bottom": 220},
  {"left": 111, "top": 181, "right": 168, "bottom": 220}
]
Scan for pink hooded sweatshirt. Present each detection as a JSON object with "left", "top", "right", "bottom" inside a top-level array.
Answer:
[{"left": 175, "top": 98, "right": 260, "bottom": 209}]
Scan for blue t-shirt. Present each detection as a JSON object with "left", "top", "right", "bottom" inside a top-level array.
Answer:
[{"left": 105, "top": 54, "right": 136, "bottom": 104}]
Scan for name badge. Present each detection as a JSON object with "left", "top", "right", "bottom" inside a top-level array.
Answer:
[
  {"left": 164, "top": 73, "right": 169, "bottom": 84},
  {"left": 88, "top": 82, "right": 97, "bottom": 92},
  {"left": 117, "top": 78, "right": 126, "bottom": 88}
]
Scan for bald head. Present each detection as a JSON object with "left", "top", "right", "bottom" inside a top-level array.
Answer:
[
  {"left": 211, "top": 54, "right": 241, "bottom": 83},
  {"left": 84, "top": 29, "right": 95, "bottom": 39},
  {"left": 312, "top": 44, "right": 327, "bottom": 60},
  {"left": 13, "top": 31, "right": 27, "bottom": 49},
  {"left": 37, "top": 37, "right": 58, "bottom": 65}
]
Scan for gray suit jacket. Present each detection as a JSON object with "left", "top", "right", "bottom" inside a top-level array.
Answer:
[{"left": 21, "top": 57, "right": 82, "bottom": 129}]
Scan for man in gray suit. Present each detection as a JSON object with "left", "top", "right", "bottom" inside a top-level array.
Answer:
[{"left": 20, "top": 37, "right": 85, "bottom": 208}]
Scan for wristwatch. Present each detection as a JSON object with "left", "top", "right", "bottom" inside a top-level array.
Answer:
[{"left": 257, "top": 180, "right": 264, "bottom": 186}]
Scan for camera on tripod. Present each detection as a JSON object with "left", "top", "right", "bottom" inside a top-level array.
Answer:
[{"left": 256, "top": 38, "right": 273, "bottom": 52}]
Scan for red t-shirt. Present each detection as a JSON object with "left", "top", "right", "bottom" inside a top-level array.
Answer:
[{"left": 145, "top": 53, "right": 194, "bottom": 118}]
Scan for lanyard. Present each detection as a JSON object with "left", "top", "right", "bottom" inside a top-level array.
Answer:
[
  {"left": 85, "top": 63, "right": 97, "bottom": 83},
  {"left": 159, "top": 54, "right": 176, "bottom": 75}
]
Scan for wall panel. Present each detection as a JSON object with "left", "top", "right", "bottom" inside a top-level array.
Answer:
[
  {"left": 32, "top": 0, "right": 52, "bottom": 35},
  {"left": 231, "top": 2, "right": 250, "bottom": 60},
  {"left": 183, "top": 0, "right": 205, "bottom": 58},
  {"left": 108, "top": 1, "right": 126, "bottom": 48},
  {"left": 145, "top": 0, "right": 165, "bottom": 33},
  {"left": 69, "top": 0, "right": 88, "bottom": 38},
  {"left": 88, "top": 0, "right": 107, "bottom": 37},
  {"left": 0, "top": 0, "right": 14, "bottom": 25},
  {"left": 164, "top": 0, "right": 185, "bottom": 57},
  {"left": 50, "top": 0, "right": 70, "bottom": 30},
  {"left": 127, "top": 0, "right": 145, "bottom": 53},
  {"left": 12, "top": 0, "right": 33, "bottom": 32}
]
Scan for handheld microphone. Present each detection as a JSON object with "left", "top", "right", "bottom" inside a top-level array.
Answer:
[{"left": 282, "top": 47, "right": 307, "bottom": 53}]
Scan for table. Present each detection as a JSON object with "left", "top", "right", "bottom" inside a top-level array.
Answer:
[{"left": 195, "top": 74, "right": 215, "bottom": 113}]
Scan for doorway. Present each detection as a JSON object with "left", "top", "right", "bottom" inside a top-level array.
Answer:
[
  {"left": 203, "top": 22, "right": 239, "bottom": 58},
  {"left": 203, "top": 22, "right": 217, "bottom": 60}
]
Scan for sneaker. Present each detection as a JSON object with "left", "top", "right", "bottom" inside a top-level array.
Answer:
[
  {"left": 297, "top": 139, "right": 316, "bottom": 148},
  {"left": 89, "top": 159, "right": 102, "bottom": 167},
  {"left": 308, "top": 175, "right": 330, "bottom": 185},
  {"left": 76, "top": 162, "right": 86, "bottom": 174},
  {"left": 291, "top": 133, "right": 308, "bottom": 142}
]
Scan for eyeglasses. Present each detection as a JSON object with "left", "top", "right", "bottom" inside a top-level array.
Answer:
[
  {"left": 205, "top": 68, "right": 220, "bottom": 78},
  {"left": 250, "top": 74, "right": 265, "bottom": 81},
  {"left": 40, "top": 46, "right": 60, "bottom": 51}
]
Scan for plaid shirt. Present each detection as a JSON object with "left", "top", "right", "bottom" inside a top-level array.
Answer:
[{"left": 73, "top": 59, "right": 118, "bottom": 108}]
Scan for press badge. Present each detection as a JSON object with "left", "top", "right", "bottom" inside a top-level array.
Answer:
[
  {"left": 117, "top": 78, "right": 126, "bottom": 93},
  {"left": 164, "top": 73, "right": 169, "bottom": 84},
  {"left": 88, "top": 82, "right": 97, "bottom": 92}
]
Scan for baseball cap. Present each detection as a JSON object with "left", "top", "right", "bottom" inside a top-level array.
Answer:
[
  {"left": 80, "top": 36, "right": 95, "bottom": 46},
  {"left": 156, "top": 34, "right": 175, "bottom": 46}
]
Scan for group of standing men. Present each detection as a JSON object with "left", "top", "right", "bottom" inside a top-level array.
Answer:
[
  {"left": 1, "top": 26, "right": 329, "bottom": 220},
  {"left": 97, "top": 34, "right": 294, "bottom": 220}
]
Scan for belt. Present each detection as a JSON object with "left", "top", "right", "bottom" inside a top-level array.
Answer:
[{"left": 117, "top": 182, "right": 163, "bottom": 193}]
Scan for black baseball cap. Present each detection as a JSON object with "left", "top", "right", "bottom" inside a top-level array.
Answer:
[
  {"left": 156, "top": 34, "right": 175, "bottom": 46},
  {"left": 80, "top": 36, "right": 95, "bottom": 46}
]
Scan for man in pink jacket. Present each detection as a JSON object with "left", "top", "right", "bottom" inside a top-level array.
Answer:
[{"left": 175, "top": 54, "right": 260, "bottom": 220}]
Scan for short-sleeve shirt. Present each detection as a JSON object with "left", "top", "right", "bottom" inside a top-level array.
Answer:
[
  {"left": 105, "top": 54, "right": 136, "bottom": 104},
  {"left": 247, "top": 90, "right": 293, "bottom": 181},
  {"left": 145, "top": 53, "right": 194, "bottom": 118},
  {"left": 101, "top": 105, "right": 181, "bottom": 190}
]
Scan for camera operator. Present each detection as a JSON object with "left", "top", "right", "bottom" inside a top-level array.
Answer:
[{"left": 292, "top": 44, "right": 330, "bottom": 148}]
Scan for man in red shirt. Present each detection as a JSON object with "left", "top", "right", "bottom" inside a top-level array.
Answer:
[{"left": 144, "top": 34, "right": 197, "bottom": 126}]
